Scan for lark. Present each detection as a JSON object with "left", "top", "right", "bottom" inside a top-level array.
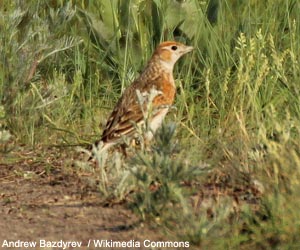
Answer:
[{"left": 95, "top": 41, "right": 193, "bottom": 153}]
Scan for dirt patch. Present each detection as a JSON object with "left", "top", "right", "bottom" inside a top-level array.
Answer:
[
  {"left": 0, "top": 144, "right": 263, "bottom": 250},
  {"left": 0, "top": 145, "right": 167, "bottom": 250}
]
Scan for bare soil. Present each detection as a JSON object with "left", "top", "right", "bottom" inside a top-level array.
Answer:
[{"left": 0, "top": 145, "right": 167, "bottom": 250}]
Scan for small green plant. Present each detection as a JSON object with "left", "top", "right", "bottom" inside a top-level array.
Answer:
[{"left": 129, "top": 122, "right": 206, "bottom": 219}]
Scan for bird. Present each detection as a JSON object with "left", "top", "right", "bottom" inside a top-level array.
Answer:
[{"left": 94, "top": 41, "right": 193, "bottom": 154}]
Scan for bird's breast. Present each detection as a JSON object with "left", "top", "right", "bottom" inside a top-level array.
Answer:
[{"left": 153, "top": 73, "right": 175, "bottom": 106}]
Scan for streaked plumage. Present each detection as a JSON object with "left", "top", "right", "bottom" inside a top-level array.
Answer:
[{"left": 95, "top": 41, "right": 193, "bottom": 152}]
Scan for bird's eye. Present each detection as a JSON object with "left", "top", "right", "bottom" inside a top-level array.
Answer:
[{"left": 171, "top": 45, "right": 178, "bottom": 51}]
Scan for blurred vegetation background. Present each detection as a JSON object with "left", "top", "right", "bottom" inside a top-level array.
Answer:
[{"left": 1, "top": 0, "right": 300, "bottom": 249}]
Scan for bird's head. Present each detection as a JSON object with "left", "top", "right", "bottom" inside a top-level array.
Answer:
[{"left": 152, "top": 41, "right": 193, "bottom": 71}]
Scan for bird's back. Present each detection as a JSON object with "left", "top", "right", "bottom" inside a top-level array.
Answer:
[{"left": 100, "top": 66, "right": 175, "bottom": 144}]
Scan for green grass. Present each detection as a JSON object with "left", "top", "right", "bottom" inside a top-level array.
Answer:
[{"left": 1, "top": 0, "right": 300, "bottom": 249}]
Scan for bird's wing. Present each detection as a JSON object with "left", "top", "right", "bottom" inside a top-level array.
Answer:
[{"left": 100, "top": 75, "right": 167, "bottom": 143}]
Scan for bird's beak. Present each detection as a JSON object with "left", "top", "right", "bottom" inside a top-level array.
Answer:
[{"left": 182, "top": 45, "right": 194, "bottom": 54}]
